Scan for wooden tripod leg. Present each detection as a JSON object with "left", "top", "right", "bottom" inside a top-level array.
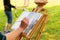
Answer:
[
  {"left": 32, "top": 6, "right": 43, "bottom": 12},
  {"left": 20, "top": 37, "right": 23, "bottom": 40},
  {"left": 35, "top": 14, "right": 48, "bottom": 40},
  {"left": 32, "top": 8, "right": 38, "bottom": 12},
  {"left": 36, "top": 6, "right": 43, "bottom": 13},
  {"left": 20, "top": 33, "right": 25, "bottom": 40}
]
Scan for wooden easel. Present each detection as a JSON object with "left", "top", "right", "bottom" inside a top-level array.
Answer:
[
  {"left": 5, "top": 0, "right": 48, "bottom": 40},
  {"left": 19, "top": 0, "right": 48, "bottom": 40}
]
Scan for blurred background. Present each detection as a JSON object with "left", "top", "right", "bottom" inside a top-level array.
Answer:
[{"left": 0, "top": 0, "right": 60, "bottom": 40}]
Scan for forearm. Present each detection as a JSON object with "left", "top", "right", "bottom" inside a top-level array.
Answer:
[
  {"left": 6, "top": 27, "right": 23, "bottom": 40},
  {"left": 6, "top": 18, "right": 29, "bottom": 40}
]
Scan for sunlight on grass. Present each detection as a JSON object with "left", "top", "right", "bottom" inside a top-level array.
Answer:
[
  {"left": 0, "top": 0, "right": 4, "bottom": 10},
  {"left": 46, "top": 0, "right": 60, "bottom": 7}
]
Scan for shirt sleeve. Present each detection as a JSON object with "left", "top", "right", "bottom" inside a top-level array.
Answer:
[
  {"left": 10, "top": 4, "right": 16, "bottom": 9},
  {"left": 0, "top": 32, "right": 6, "bottom": 40}
]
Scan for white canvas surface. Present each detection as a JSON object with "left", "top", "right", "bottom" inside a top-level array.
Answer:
[{"left": 11, "top": 11, "right": 30, "bottom": 30}]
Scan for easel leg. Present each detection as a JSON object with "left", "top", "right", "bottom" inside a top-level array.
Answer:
[{"left": 35, "top": 15, "right": 48, "bottom": 40}]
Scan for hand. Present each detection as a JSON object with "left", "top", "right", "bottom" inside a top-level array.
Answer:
[{"left": 20, "top": 17, "right": 29, "bottom": 29}]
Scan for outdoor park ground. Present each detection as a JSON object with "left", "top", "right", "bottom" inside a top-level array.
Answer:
[{"left": 0, "top": 0, "right": 60, "bottom": 40}]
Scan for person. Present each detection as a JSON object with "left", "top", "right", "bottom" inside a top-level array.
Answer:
[
  {"left": 0, "top": 17, "right": 29, "bottom": 40},
  {"left": 3, "top": 0, "right": 16, "bottom": 33}
]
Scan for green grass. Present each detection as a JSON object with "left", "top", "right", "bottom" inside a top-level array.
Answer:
[
  {"left": 29, "top": 5, "right": 60, "bottom": 40},
  {"left": 0, "top": 0, "right": 60, "bottom": 40},
  {"left": 40, "top": 5, "right": 60, "bottom": 40},
  {"left": 0, "top": 5, "right": 60, "bottom": 40}
]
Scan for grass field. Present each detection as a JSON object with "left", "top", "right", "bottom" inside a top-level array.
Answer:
[{"left": 0, "top": 0, "right": 60, "bottom": 40}]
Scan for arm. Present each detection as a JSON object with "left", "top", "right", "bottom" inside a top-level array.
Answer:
[
  {"left": 6, "top": 17, "right": 29, "bottom": 40},
  {"left": 10, "top": 4, "right": 16, "bottom": 9}
]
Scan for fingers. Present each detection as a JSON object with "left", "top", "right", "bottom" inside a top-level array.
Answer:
[{"left": 20, "top": 17, "right": 29, "bottom": 29}]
